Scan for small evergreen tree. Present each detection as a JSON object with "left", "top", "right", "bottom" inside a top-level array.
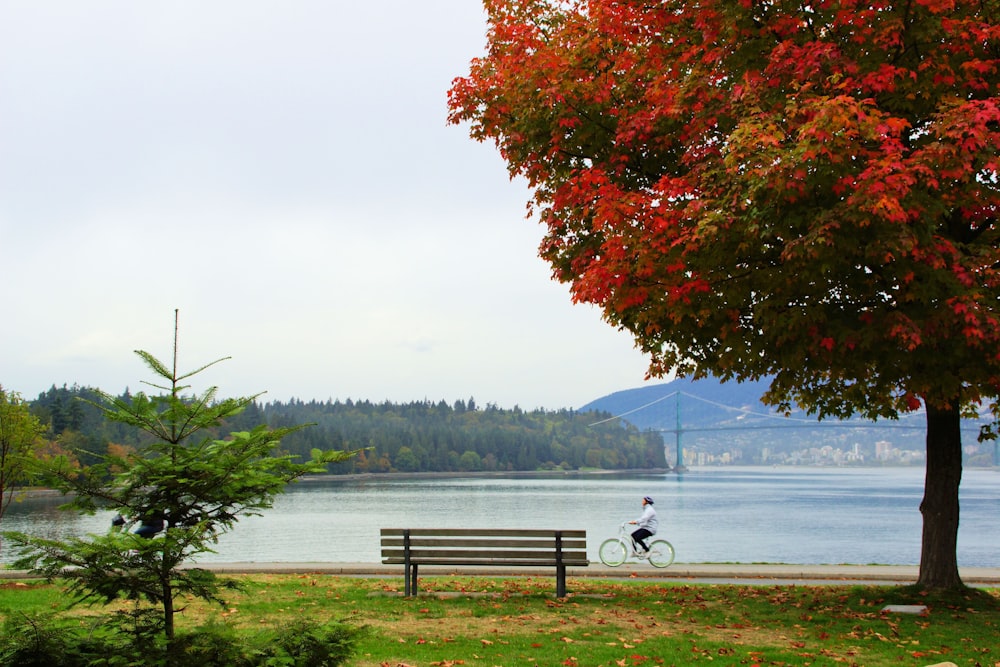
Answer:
[{"left": 4, "top": 313, "right": 357, "bottom": 641}]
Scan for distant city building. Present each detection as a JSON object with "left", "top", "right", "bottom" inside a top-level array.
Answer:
[
  {"left": 876, "top": 440, "right": 892, "bottom": 461},
  {"left": 678, "top": 437, "right": 936, "bottom": 467}
]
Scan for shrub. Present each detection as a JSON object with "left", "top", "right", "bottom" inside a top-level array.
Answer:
[
  {"left": 0, "top": 613, "right": 82, "bottom": 667},
  {"left": 249, "top": 620, "right": 366, "bottom": 667},
  {"left": 0, "top": 613, "right": 364, "bottom": 667}
]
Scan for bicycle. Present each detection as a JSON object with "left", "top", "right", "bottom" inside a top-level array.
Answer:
[{"left": 598, "top": 522, "right": 675, "bottom": 568}]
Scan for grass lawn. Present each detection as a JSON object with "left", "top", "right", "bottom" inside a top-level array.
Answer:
[{"left": 2, "top": 574, "right": 998, "bottom": 666}]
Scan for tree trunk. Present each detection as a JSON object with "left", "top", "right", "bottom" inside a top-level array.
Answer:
[
  {"left": 163, "top": 580, "right": 175, "bottom": 641},
  {"left": 917, "top": 402, "right": 964, "bottom": 590}
]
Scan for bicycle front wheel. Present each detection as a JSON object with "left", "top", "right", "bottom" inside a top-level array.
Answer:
[
  {"left": 647, "top": 540, "right": 675, "bottom": 568},
  {"left": 599, "top": 538, "right": 628, "bottom": 566}
]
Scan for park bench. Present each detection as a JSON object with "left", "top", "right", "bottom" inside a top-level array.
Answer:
[{"left": 380, "top": 528, "right": 588, "bottom": 597}]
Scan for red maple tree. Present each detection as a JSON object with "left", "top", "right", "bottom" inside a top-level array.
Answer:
[{"left": 449, "top": 0, "right": 1000, "bottom": 589}]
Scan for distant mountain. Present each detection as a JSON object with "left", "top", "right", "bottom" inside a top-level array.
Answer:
[{"left": 579, "top": 376, "right": 776, "bottom": 431}]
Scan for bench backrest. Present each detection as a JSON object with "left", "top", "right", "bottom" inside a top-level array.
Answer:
[{"left": 381, "top": 528, "right": 588, "bottom": 567}]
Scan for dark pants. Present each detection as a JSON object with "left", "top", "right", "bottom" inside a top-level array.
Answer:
[
  {"left": 631, "top": 528, "right": 653, "bottom": 551},
  {"left": 134, "top": 520, "right": 164, "bottom": 539}
]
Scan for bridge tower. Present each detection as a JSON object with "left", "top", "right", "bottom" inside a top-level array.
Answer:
[{"left": 672, "top": 392, "right": 688, "bottom": 473}]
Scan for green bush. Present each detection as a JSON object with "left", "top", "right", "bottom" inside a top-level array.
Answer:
[
  {"left": 253, "top": 620, "right": 366, "bottom": 667},
  {"left": 166, "top": 622, "right": 248, "bottom": 667},
  {"left": 0, "top": 613, "right": 363, "bottom": 667},
  {"left": 0, "top": 613, "right": 83, "bottom": 667}
]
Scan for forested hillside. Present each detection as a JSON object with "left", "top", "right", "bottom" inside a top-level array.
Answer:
[{"left": 28, "top": 385, "right": 668, "bottom": 474}]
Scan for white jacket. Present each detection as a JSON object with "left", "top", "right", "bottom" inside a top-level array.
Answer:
[{"left": 635, "top": 505, "right": 658, "bottom": 534}]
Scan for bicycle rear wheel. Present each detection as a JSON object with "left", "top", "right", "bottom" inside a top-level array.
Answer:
[
  {"left": 599, "top": 538, "right": 627, "bottom": 566},
  {"left": 647, "top": 540, "right": 675, "bottom": 568}
]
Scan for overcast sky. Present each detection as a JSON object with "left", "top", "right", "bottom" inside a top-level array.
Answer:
[{"left": 0, "top": 1, "right": 660, "bottom": 410}]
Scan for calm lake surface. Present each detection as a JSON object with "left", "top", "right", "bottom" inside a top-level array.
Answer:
[{"left": 3, "top": 467, "right": 997, "bottom": 567}]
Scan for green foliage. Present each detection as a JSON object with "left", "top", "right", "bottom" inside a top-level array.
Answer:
[
  {"left": 30, "top": 384, "right": 121, "bottom": 441},
  {"left": 0, "top": 386, "right": 46, "bottom": 525},
  {"left": 2, "top": 314, "right": 359, "bottom": 642},
  {"left": 0, "top": 610, "right": 161, "bottom": 667},
  {"left": 162, "top": 622, "right": 245, "bottom": 667},
  {"left": 248, "top": 620, "right": 364, "bottom": 667},
  {"left": 0, "top": 613, "right": 84, "bottom": 667},
  {"left": 0, "top": 612, "right": 363, "bottom": 667}
]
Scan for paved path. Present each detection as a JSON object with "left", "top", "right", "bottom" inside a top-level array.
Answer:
[
  {"left": 197, "top": 563, "right": 1000, "bottom": 585},
  {"left": 6, "top": 563, "right": 997, "bottom": 585}
]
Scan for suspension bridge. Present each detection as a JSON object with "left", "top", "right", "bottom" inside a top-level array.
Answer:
[{"left": 590, "top": 390, "right": 998, "bottom": 472}]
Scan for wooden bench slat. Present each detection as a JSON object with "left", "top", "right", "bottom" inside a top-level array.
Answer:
[
  {"left": 381, "top": 538, "right": 587, "bottom": 549},
  {"left": 382, "top": 547, "right": 584, "bottom": 563},
  {"left": 381, "top": 528, "right": 585, "bottom": 538},
  {"left": 382, "top": 558, "right": 589, "bottom": 567},
  {"left": 382, "top": 548, "right": 587, "bottom": 556},
  {"left": 382, "top": 553, "right": 587, "bottom": 562},
  {"left": 382, "top": 558, "right": 590, "bottom": 567},
  {"left": 380, "top": 527, "right": 589, "bottom": 598}
]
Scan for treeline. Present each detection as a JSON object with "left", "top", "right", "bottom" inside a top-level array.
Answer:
[{"left": 28, "top": 385, "right": 668, "bottom": 474}]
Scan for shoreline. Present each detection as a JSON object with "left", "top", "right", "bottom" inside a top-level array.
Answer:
[
  {"left": 11, "top": 469, "right": 673, "bottom": 498},
  {"left": 297, "top": 468, "right": 673, "bottom": 483},
  {"left": 19, "top": 464, "right": 997, "bottom": 495}
]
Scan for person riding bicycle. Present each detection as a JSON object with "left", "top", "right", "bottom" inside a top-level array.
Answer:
[{"left": 629, "top": 496, "right": 658, "bottom": 554}]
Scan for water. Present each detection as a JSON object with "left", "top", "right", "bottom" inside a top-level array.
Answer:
[{"left": 2, "top": 467, "right": 997, "bottom": 567}]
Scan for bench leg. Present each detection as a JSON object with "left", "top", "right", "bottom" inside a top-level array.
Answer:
[
  {"left": 556, "top": 565, "right": 567, "bottom": 598},
  {"left": 410, "top": 564, "right": 419, "bottom": 596},
  {"left": 404, "top": 563, "right": 411, "bottom": 597}
]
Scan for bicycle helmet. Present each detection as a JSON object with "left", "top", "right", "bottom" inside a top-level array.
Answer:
[{"left": 643, "top": 496, "right": 654, "bottom": 504}]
